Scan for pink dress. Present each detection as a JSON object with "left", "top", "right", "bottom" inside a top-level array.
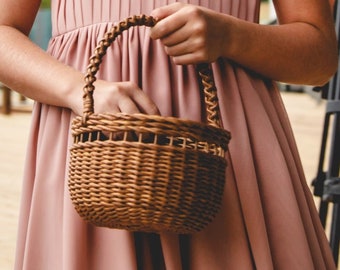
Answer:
[{"left": 15, "top": 0, "right": 336, "bottom": 269}]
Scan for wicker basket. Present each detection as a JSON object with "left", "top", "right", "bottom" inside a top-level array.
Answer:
[{"left": 68, "top": 15, "right": 231, "bottom": 234}]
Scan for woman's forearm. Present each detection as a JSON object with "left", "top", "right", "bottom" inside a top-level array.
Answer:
[
  {"left": 0, "top": 25, "right": 161, "bottom": 117},
  {"left": 0, "top": 25, "right": 84, "bottom": 111},
  {"left": 225, "top": 17, "right": 338, "bottom": 86}
]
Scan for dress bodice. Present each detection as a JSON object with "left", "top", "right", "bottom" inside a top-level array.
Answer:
[{"left": 51, "top": 0, "right": 259, "bottom": 36}]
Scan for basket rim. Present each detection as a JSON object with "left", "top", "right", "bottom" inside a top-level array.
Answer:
[
  {"left": 71, "top": 112, "right": 231, "bottom": 144},
  {"left": 73, "top": 112, "right": 231, "bottom": 132}
]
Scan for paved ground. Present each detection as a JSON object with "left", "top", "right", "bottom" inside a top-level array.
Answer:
[
  {"left": 0, "top": 112, "right": 30, "bottom": 269},
  {"left": 0, "top": 91, "right": 338, "bottom": 269}
]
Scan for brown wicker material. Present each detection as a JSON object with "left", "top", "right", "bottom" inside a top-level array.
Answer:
[{"left": 68, "top": 15, "right": 231, "bottom": 234}]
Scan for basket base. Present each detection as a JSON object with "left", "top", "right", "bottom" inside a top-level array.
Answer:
[{"left": 69, "top": 141, "right": 227, "bottom": 234}]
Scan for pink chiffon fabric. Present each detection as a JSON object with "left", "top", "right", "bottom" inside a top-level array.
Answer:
[{"left": 15, "top": 0, "right": 336, "bottom": 269}]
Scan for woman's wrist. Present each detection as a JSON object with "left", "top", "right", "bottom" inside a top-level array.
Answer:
[
  {"left": 62, "top": 68, "right": 85, "bottom": 115},
  {"left": 218, "top": 15, "right": 250, "bottom": 62}
]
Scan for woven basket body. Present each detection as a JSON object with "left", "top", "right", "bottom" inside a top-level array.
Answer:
[{"left": 68, "top": 15, "right": 231, "bottom": 234}]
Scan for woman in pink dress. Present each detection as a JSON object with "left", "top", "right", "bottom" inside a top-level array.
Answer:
[{"left": 0, "top": 0, "right": 338, "bottom": 269}]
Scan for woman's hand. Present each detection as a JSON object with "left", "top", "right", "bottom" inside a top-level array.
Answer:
[
  {"left": 150, "top": 3, "right": 230, "bottom": 65},
  {"left": 70, "top": 79, "right": 160, "bottom": 116},
  {"left": 150, "top": 2, "right": 337, "bottom": 86}
]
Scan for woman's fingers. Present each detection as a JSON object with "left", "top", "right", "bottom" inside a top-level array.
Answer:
[
  {"left": 91, "top": 81, "right": 160, "bottom": 141},
  {"left": 93, "top": 80, "right": 160, "bottom": 116},
  {"left": 151, "top": 2, "right": 185, "bottom": 21},
  {"left": 150, "top": 4, "right": 222, "bottom": 64},
  {"left": 150, "top": 3, "right": 187, "bottom": 40},
  {"left": 117, "top": 96, "right": 141, "bottom": 114},
  {"left": 130, "top": 89, "right": 160, "bottom": 115}
]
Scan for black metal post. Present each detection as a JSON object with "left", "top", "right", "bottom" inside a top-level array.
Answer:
[{"left": 312, "top": 1, "right": 340, "bottom": 265}]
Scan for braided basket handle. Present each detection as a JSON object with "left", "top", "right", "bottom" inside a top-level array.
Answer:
[{"left": 82, "top": 14, "right": 223, "bottom": 128}]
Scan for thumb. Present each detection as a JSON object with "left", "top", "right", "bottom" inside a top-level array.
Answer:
[{"left": 150, "top": 3, "right": 184, "bottom": 20}]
